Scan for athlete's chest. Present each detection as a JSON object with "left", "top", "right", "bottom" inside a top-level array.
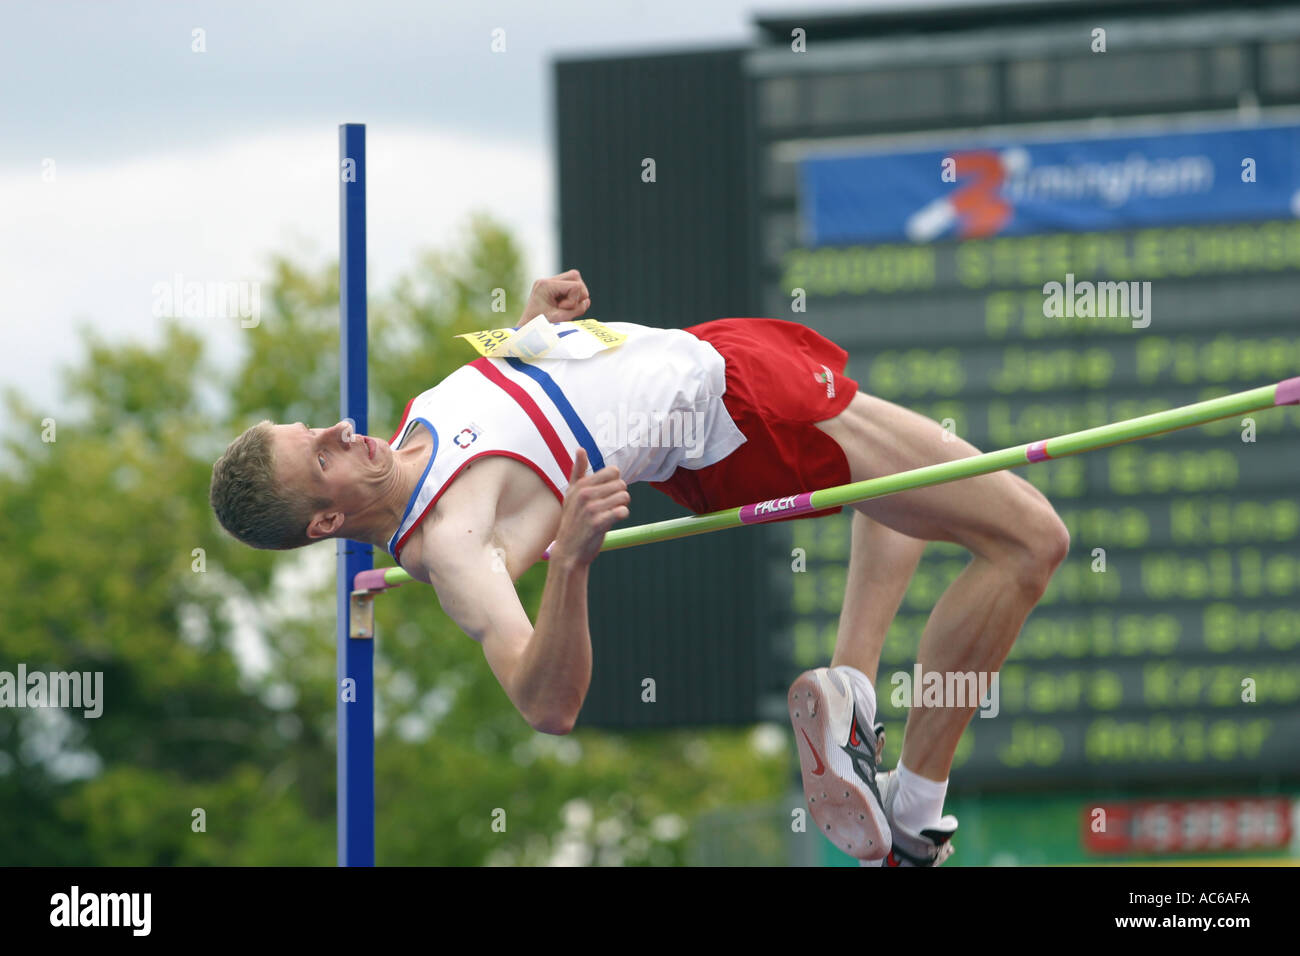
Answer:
[{"left": 407, "top": 452, "right": 562, "bottom": 579}]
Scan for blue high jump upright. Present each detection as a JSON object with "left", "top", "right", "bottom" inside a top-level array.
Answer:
[{"left": 338, "top": 122, "right": 375, "bottom": 866}]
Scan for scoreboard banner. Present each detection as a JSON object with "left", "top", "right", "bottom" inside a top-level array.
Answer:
[
  {"left": 797, "top": 122, "right": 1300, "bottom": 246},
  {"left": 769, "top": 121, "right": 1300, "bottom": 789}
]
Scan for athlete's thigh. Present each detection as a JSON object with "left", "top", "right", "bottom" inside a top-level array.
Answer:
[{"left": 814, "top": 392, "right": 1046, "bottom": 560}]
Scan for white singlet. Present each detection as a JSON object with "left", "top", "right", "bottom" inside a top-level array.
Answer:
[{"left": 385, "top": 321, "right": 746, "bottom": 560}]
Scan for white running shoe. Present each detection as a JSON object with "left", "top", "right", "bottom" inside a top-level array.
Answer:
[
  {"left": 788, "top": 667, "right": 890, "bottom": 862},
  {"left": 876, "top": 770, "right": 959, "bottom": 867}
]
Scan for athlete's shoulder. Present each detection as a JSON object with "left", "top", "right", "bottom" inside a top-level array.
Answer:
[
  {"left": 398, "top": 509, "right": 470, "bottom": 585},
  {"left": 399, "top": 484, "right": 496, "bottom": 586}
]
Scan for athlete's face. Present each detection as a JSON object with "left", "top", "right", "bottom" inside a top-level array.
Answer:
[{"left": 270, "top": 421, "right": 393, "bottom": 536}]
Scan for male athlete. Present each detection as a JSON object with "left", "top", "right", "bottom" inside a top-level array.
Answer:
[{"left": 210, "top": 269, "right": 1070, "bottom": 866}]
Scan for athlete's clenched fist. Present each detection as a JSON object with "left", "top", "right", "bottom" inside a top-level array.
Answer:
[
  {"left": 520, "top": 269, "right": 591, "bottom": 324},
  {"left": 550, "top": 448, "right": 629, "bottom": 568}
]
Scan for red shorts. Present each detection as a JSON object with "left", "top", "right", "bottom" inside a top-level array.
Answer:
[{"left": 650, "top": 317, "right": 859, "bottom": 521}]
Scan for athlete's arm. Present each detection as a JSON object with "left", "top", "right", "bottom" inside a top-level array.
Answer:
[
  {"left": 510, "top": 449, "right": 628, "bottom": 731},
  {"left": 519, "top": 270, "right": 591, "bottom": 324},
  {"left": 416, "top": 450, "right": 629, "bottom": 734},
  {"left": 412, "top": 528, "right": 544, "bottom": 726}
]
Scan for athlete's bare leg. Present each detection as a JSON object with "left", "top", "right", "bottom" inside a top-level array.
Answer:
[
  {"left": 828, "top": 510, "right": 926, "bottom": 685},
  {"left": 816, "top": 391, "right": 1070, "bottom": 782}
]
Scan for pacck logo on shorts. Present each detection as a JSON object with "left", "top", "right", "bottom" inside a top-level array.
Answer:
[{"left": 815, "top": 365, "right": 836, "bottom": 399}]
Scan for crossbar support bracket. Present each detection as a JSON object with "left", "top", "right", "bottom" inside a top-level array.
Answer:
[{"left": 349, "top": 591, "right": 376, "bottom": 639}]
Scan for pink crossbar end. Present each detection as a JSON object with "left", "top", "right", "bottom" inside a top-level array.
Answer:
[
  {"left": 353, "top": 568, "right": 396, "bottom": 592},
  {"left": 541, "top": 540, "right": 556, "bottom": 561},
  {"left": 1026, "top": 440, "right": 1051, "bottom": 462},
  {"left": 1275, "top": 376, "right": 1300, "bottom": 406}
]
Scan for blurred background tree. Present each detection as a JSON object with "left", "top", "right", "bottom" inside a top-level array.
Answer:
[{"left": 0, "top": 214, "right": 788, "bottom": 866}]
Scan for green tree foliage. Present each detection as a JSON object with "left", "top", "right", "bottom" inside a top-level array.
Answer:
[{"left": 0, "top": 214, "right": 788, "bottom": 866}]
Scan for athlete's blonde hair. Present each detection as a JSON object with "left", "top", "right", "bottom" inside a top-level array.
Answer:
[{"left": 209, "top": 420, "right": 330, "bottom": 550}]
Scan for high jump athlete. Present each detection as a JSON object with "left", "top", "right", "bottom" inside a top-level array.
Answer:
[{"left": 210, "top": 269, "right": 1069, "bottom": 866}]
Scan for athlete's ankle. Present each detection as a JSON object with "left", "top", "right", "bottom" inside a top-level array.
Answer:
[{"left": 892, "top": 760, "right": 948, "bottom": 834}]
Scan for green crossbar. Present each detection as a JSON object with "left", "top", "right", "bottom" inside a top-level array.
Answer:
[{"left": 355, "top": 377, "right": 1298, "bottom": 592}]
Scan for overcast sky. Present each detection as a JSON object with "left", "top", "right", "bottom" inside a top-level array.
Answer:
[{"left": 0, "top": 0, "right": 999, "bottom": 419}]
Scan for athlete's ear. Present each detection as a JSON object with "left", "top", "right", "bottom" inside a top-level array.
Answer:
[{"left": 306, "top": 510, "right": 345, "bottom": 540}]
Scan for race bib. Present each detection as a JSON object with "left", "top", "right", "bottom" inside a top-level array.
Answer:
[{"left": 456, "top": 315, "right": 627, "bottom": 361}]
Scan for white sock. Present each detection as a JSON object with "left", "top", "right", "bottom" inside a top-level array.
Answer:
[
  {"left": 833, "top": 665, "right": 877, "bottom": 720},
  {"left": 893, "top": 760, "right": 948, "bottom": 835}
]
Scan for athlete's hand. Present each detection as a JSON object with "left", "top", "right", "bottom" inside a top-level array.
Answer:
[
  {"left": 521, "top": 270, "right": 591, "bottom": 324},
  {"left": 550, "top": 448, "right": 629, "bottom": 568}
]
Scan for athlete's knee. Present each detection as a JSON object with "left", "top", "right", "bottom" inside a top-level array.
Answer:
[{"left": 1008, "top": 501, "right": 1070, "bottom": 598}]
